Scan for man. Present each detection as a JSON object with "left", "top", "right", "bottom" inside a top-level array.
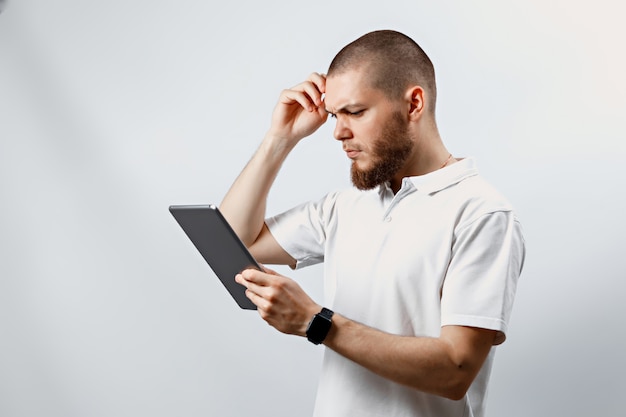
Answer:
[{"left": 220, "top": 30, "right": 525, "bottom": 417}]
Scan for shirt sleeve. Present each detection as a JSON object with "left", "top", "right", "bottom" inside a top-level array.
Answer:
[
  {"left": 441, "top": 210, "right": 526, "bottom": 345},
  {"left": 266, "top": 193, "right": 338, "bottom": 269}
]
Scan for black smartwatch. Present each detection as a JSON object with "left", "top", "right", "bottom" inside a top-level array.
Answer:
[{"left": 306, "top": 307, "right": 334, "bottom": 345}]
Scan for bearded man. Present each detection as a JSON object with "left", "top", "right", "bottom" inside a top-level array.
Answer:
[{"left": 220, "top": 29, "right": 525, "bottom": 417}]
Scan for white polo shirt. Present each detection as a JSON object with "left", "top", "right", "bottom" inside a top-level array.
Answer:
[{"left": 266, "top": 158, "right": 525, "bottom": 417}]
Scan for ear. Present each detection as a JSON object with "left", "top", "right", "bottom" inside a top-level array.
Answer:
[{"left": 405, "top": 86, "right": 426, "bottom": 120}]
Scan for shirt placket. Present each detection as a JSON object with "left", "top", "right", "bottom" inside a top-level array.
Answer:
[{"left": 381, "top": 178, "right": 416, "bottom": 222}]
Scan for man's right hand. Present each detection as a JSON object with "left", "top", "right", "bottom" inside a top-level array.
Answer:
[{"left": 267, "top": 72, "right": 329, "bottom": 146}]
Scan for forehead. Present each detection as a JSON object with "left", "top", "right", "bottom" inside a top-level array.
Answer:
[{"left": 324, "top": 69, "right": 387, "bottom": 112}]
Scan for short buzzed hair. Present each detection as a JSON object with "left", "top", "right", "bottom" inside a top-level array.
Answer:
[{"left": 328, "top": 30, "right": 437, "bottom": 113}]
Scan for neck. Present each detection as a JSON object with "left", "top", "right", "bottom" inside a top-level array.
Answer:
[{"left": 389, "top": 120, "right": 454, "bottom": 193}]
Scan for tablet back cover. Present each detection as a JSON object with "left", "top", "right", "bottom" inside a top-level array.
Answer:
[{"left": 170, "top": 204, "right": 258, "bottom": 310}]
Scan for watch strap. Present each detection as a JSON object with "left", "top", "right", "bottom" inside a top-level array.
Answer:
[{"left": 319, "top": 307, "right": 334, "bottom": 321}]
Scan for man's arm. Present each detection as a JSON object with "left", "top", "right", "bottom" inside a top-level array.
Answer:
[
  {"left": 324, "top": 314, "right": 496, "bottom": 400},
  {"left": 219, "top": 73, "right": 328, "bottom": 265},
  {"left": 235, "top": 267, "right": 496, "bottom": 401}
]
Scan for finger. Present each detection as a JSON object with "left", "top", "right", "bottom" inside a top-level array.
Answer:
[
  {"left": 237, "top": 273, "right": 268, "bottom": 302},
  {"left": 240, "top": 268, "right": 274, "bottom": 286},
  {"left": 307, "top": 72, "right": 326, "bottom": 94},
  {"left": 280, "top": 88, "right": 318, "bottom": 112},
  {"left": 316, "top": 96, "right": 329, "bottom": 120},
  {"left": 236, "top": 272, "right": 265, "bottom": 298},
  {"left": 288, "top": 75, "right": 325, "bottom": 107},
  {"left": 244, "top": 287, "right": 271, "bottom": 311},
  {"left": 235, "top": 273, "right": 250, "bottom": 291},
  {"left": 293, "top": 72, "right": 324, "bottom": 91},
  {"left": 285, "top": 82, "right": 322, "bottom": 110},
  {"left": 299, "top": 81, "right": 324, "bottom": 107}
]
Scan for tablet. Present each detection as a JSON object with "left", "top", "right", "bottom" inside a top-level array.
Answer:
[{"left": 169, "top": 204, "right": 259, "bottom": 310}]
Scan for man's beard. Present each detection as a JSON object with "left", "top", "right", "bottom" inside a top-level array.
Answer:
[{"left": 351, "top": 112, "right": 414, "bottom": 190}]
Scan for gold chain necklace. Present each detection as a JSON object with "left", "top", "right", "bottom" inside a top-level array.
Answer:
[{"left": 440, "top": 153, "right": 454, "bottom": 169}]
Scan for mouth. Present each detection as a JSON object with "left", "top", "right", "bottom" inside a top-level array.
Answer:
[{"left": 344, "top": 147, "right": 361, "bottom": 159}]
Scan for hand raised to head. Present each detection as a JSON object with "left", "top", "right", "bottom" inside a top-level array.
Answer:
[{"left": 267, "top": 72, "right": 329, "bottom": 146}]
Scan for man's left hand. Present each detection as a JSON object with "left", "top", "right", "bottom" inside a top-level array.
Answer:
[{"left": 235, "top": 267, "right": 320, "bottom": 336}]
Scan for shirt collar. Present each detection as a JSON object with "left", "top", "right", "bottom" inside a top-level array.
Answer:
[{"left": 406, "top": 157, "right": 479, "bottom": 195}]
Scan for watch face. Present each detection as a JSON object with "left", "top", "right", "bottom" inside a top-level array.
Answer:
[{"left": 306, "top": 313, "right": 332, "bottom": 344}]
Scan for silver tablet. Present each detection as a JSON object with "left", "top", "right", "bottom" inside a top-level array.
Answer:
[{"left": 169, "top": 204, "right": 259, "bottom": 310}]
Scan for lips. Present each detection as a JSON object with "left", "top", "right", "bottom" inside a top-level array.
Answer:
[{"left": 344, "top": 147, "right": 360, "bottom": 159}]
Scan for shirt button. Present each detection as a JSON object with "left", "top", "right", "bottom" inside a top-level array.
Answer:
[{"left": 384, "top": 216, "right": 392, "bottom": 222}]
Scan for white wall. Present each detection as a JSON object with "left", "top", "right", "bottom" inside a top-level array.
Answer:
[{"left": 1, "top": 1, "right": 625, "bottom": 416}]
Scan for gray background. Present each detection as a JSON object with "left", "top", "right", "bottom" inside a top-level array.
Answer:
[{"left": 1, "top": 1, "right": 625, "bottom": 416}]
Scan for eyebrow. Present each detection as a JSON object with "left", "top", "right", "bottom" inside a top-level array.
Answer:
[{"left": 325, "top": 104, "right": 365, "bottom": 115}]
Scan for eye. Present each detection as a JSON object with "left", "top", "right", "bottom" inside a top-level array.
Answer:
[
  {"left": 329, "top": 113, "right": 337, "bottom": 119},
  {"left": 350, "top": 110, "right": 364, "bottom": 117}
]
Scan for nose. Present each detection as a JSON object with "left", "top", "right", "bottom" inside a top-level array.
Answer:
[{"left": 333, "top": 117, "right": 352, "bottom": 141}]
